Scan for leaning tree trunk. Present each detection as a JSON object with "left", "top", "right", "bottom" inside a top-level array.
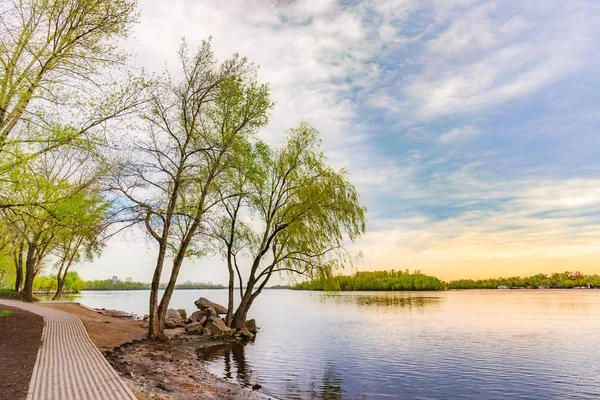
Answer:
[
  {"left": 148, "top": 241, "right": 168, "bottom": 339},
  {"left": 155, "top": 235, "right": 195, "bottom": 340},
  {"left": 231, "top": 284, "right": 255, "bottom": 330},
  {"left": 52, "top": 277, "right": 64, "bottom": 300}
]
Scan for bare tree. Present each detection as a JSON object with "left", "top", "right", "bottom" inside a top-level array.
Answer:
[{"left": 113, "top": 39, "right": 273, "bottom": 339}]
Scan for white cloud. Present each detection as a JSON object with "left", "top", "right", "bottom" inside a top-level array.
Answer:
[{"left": 438, "top": 126, "right": 481, "bottom": 143}]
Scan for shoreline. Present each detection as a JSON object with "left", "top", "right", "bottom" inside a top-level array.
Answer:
[{"left": 41, "top": 302, "right": 274, "bottom": 400}]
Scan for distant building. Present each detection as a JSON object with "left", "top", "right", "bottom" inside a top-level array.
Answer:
[
  {"left": 497, "top": 285, "right": 510, "bottom": 289},
  {"left": 125, "top": 277, "right": 133, "bottom": 283},
  {"left": 538, "top": 285, "right": 549, "bottom": 289},
  {"left": 112, "top": 276, "right": 118, "bottom": 283}
]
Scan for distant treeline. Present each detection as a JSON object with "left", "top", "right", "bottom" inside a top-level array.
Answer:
[
  {"left": 293, "top": 270, "right": 447, "bottom": 291},
  {"left": 448, "top": 272, "right": 600, "bottom": 289},
  {"left": 30, "top": 275, "right": 225, "bottom": 292},
  {"left": 83, "top": 279, "right": 225, "bottom": 291}
]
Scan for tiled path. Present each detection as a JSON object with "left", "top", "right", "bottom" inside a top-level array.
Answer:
[{"left": 0, "top": 299, "right": 136, "bottom": 400}]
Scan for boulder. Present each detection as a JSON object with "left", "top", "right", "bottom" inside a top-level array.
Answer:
[
  {"left": 203, "top": 307, "right": 217, "bottom": 318},
  {"left": 205, "top": 318, "right": 233, "bottom": 337},
  {"left": 164, "top": 318, "right": 177, "bottom": 329},
  {"left": 185, "top": 322, "right": 203, "bottom": 335},
  {"left": 189, "top": 310, "right": 204, "bottom": 322},
  {"left": 177, "top": 309, "right": 187, "bottom": 320},
  {"left": 198, "top": 316, "right": 207, "bottom": 326},
  {"left": 194, "top": 298, "right": 227, "bottom": 315},
  {"left": 244, "top": 319, "right": 257, "bottom": 333},
  {"left": 202, "top": 328, "right": 211, "bottom": 336},
  {"left": 142, "top": 314, "right": 149, "bottom": 321},
  {"left": 166, "top": 309, "right": 182, "bottom": 322},
  {"left": 238, "top": 326, "right": 255, "bottom": 340}
]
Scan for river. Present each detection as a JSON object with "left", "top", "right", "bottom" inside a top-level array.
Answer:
[{"left": 66, "top": 289, "right": 600, "bottom": 399}]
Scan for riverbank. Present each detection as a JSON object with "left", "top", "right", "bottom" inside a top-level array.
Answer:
[{"left": 43, "top": 302, "right": 272, "bottom": 399}]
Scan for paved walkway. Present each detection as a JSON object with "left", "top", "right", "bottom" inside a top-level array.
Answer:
[{"left": 0, "top": 299, "right": 136, "bottom": 400}]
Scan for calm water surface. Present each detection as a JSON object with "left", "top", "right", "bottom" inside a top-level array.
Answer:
[{"left": 70, "top": 289, "right": 600, "bottom": 399}]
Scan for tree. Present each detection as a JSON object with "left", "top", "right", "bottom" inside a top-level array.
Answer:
[
  {"left": 213, "top": 123, "right": 366, "bottom": 330},
  {"left": 51, "top": 189, "right": 109, "bottom": 300},
  {"left": 0, "top": 0, "right": 149, "bottom": 210},
  {"left": 2, "top": 144, "right": 109, "bottom": 301},
  {"left": 113, "top": 39, "right": 273, "bottom": 339}
]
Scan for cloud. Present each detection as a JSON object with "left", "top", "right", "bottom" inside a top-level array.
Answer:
[
  {"left": 438, "top": 126, "right": 481, "bottom": 143},
  {"left": 80, "top": 0, "right": 600, "bottom": 284}
]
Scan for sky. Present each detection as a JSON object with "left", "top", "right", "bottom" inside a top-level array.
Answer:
[{"left": 79, "top": 0, "right": 600, "bottom": 284}]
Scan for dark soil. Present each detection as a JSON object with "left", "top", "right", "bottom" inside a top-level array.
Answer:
[{"left": 0, "top": 305, "right": 44, "bottom": 400}]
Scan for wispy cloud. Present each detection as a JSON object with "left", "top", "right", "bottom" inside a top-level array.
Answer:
[{"left": 82, "top": 0, "right": 600, "bottom": 282}]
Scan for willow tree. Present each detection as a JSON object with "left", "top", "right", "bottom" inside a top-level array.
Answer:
[
  {"left": 113, "top": 40, "right": 273, "bottom": 339},
  {"left": 213, "top": 123, "right": 367, "bottom": 330}
]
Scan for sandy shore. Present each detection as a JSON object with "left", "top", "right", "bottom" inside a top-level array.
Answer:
[{"left": 42, "top": 303, "right": 273, "bottom": 400}]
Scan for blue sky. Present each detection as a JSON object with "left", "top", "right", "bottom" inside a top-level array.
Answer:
[{"left": 80, "top": 0, "right": 600, "bottom": 282}]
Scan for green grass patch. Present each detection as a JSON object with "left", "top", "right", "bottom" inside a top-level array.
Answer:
[
  {"left": 0, "top": 310, "right": 11, "bottom": 317},
  {"left": 0, "top": 288, "right": 21, "bottom": 299}
]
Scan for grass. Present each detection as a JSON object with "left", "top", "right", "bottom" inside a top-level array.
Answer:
[
  {"left": 0, "top": 310, "right": 11, "bottom": 317},
  {"left": 0, "top": 288, "right": 21, "bottom": 299}
]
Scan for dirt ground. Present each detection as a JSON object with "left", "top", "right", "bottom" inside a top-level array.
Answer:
[
  {"left": 40, "top": 302, "right": 147, "bottom": 351},
  {"left": 0, "top": 305, "right": 44, "bottom": 400},
  {"left": 105, "top": 337, "right": 273, "bottom": 400}
]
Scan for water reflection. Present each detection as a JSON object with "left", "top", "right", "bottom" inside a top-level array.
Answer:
[
  {"left": 198, "top": 343, "right": 254, "bottom": 387},
  {"left": 201, "top": 343, "right": 346, "bottom": 400},
  {"left": 325, "top": 292, "right": 444, "bottom": 309}
]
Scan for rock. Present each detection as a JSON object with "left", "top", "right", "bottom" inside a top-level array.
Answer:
[
  {"left": 177, "top": 309, "right": 187, "bottom": 319},
  {"left": 205, "top": 317, "right": 233, "bottom": 337},
  {"left": 166, "top": 309, "right": 182, "bottom": 322},
  {"left": 185, "top": 322, "right": 203, "bottom": 335},
  {"left": 203, "top": 307, "right": 217, "bottom": 318},
  {"left": 156, "top": 382, "right": 172, "bottom": 392},
  {"left": 164, "top": 318, "right": 177, "bottom": 329},
  {"left": 252, "top": 383, "right": 262, "bottom": 390},
  {"left": 238, "top": 326, "right": 254, "bottom": 340},
  {"left": 194, "top": 297, "right": 227, "bottom": 315},
  {"left": 202, "top": 327, "right": 211, "bottom": 336},
  {"left": 143, "top": 314, "right": 149, "bottom": 321},
  {"left": 189, "top": 310, "right": 204, "bottom": 322},
  {"left": 139, "top": 322, "right": 149, "bottom": 329},
  {"left": 198, "top": 315, "right": 207, "bottom": 325},
  {"left": 244, "top": 319, "right": 258, "bottom": 333}
]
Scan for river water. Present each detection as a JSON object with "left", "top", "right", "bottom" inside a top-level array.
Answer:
[{"left": 69, "top": 289, "right": 600, "bottom": 399}]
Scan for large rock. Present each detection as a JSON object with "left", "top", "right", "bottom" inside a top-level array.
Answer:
[
  {"left": 238, "top": 326, "right": 254, "bottom": 340},
  {"left": 205, "top": 318, "right": 233, "bottom": 337},
  {"left": 194, "top": 298, "right": 227, "bottom": 315},
  {"left": 203, "top": 307, "right": 217, "bottom": 318},
  {"left": 164, "top": 318, "right": 177, "bottom": 329},
  {"left": 189, "top": 310, "right": 204, "bottom": 322},
  {"left": 244, "top": 319, "right": 257, "bottom": 333},
  {"left": 177, "top": 309, "right": 187, "bottom": 320},
  {"left": 166, "top": 309, "right": 183, "bottom": 322},
  {"left": 185, "top": 322, "right": 204, "bottom": 335}
]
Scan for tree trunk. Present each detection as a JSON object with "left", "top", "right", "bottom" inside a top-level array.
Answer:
[
  {"left": 232, "top": 283, "right": 255, "bottom": 330},
  {"left": 22, "top": 244, "right": 37, "bottom": 302},
  {"left": 226, "top": 251, "right": 235, "bottom": 327},
  {"left": 13, "top": 243, "right": 23, "bottom": 293},
  {"left": 148, "top": 242, "right": 168, "bottom": 340},
  {"left": 155, "top": 244, "right": 190, "bottom": 340},
  {"left": 52, "top": 278, "right": 64, "bottom": 300}
]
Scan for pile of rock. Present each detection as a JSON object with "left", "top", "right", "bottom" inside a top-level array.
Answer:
[{"left": 169, "top": 297, "right": 257, "bottom": 341}]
